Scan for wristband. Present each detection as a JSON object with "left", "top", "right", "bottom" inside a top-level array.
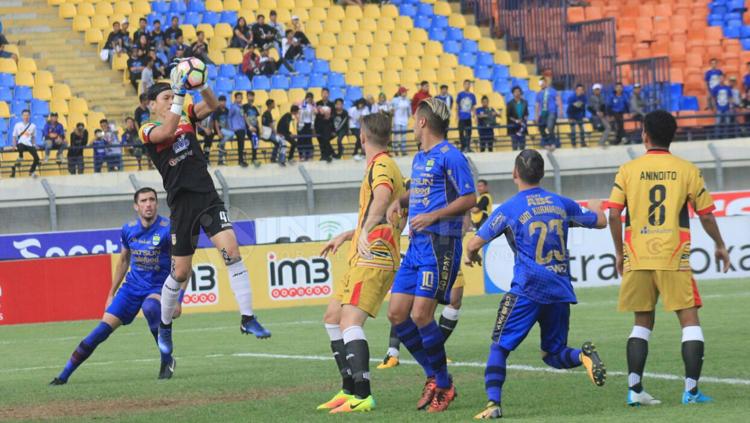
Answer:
[{"left": 170, "top": 95, "right": 185, "bottom": 115}]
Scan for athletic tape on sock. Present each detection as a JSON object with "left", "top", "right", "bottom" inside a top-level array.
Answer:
[
  {"left": 441, "top": 305, "right": 460, "bottom": 321},
  {"left": 342, "top": 326, "right": 366, "bottom": 344},
  {"left": 629, "top": 325, "right": 652, "bottom": 341},
  {"left": 325, "top": 323, "right": 342, "bottom": 341},
  {"left": 682, "top": 326, "right": 704, "bottom": 342}
]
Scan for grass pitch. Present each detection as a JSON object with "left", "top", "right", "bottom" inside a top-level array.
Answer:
[{"left": 1, "top": 278, "right": 748, "bottom": 422}]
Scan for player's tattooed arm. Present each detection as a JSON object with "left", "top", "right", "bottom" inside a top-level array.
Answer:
[{"left": 108, "top": 248, "right": 131, "bottom": 307}]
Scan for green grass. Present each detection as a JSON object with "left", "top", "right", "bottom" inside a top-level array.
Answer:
[{"left": 1, "top": 279, "right": 748, "bottom": 422}]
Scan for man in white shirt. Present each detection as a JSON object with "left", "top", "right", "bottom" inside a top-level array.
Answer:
[
  {"left": 390, "top": 87, "right": 411, "bottom": 156},
  {"left": 11, "top": 109, "right": 40, "bottom": 178},
  {"left": 348, "top": 98, "right": 368, "bottom": 160},
  {"left": 268, "top": 10, "right": 285, "bottom": 49}
]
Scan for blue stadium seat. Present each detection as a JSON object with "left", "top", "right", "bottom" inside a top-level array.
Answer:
[
  {"left": 206, "top": 64, "right": 218, "bottom": 80},
  {"left": 329, "top": 87, "right": 345, "bottom": 101},
  {"left": 725, "top": 23, "right": 741, "bottom": 38},
  {"left": 214, "top": 77, "right": 234, "bottom": 92},
  {"left": 0, "top": 87, "right": 11, "bottom": 102},
  {"left": 458, "top": 52, "right": 477, "bottom": 67},
  {"left": 327, "top": 73, "right": 345, "bottom": 88},
  {"left": 345, "top": 86, "right": 363, "bottom": 103},
  {"left": 291, "top": 74, "right": 309, "bottom": 88},
  {"left": 30, "top": 99, "right": 49, "bottom": 117},
  {"left": 11, "top": 101, "right": 27, "bottom": 116},
  {"left": 432, "top": 15, "right": 449, "bottom": 29},
  {"left": 477, "top": 52, "right": 494, "bottom": 67},
  {"left": 251, "top": 76, "right": 271, "bottom": 90},
  {"left": 741, "top": 38, "right": 750, "bottom": 49},
  {"left": 429, "top": 27, "right": 447, "bottom": 41},
  {"left": 186, "top": 0, "right": 204, "bottom": 13},
  {"left": 309, "top": 72, "right": 327, "bottom": 87},
  {"left": 0, "top": 73, "right": 14, "bottom": 87},
  {"left": 202, "top": 12, "right": 220, "bottom": 26},
  {"left": 14, "top": 86, "right": 32, "bottom": 101},
  {"left": 295, "top": 60, "right": 313, "bottom": 74},
  {"left": 740, "top": 25, "right": 750, "bottom": 38},
  {"left": 271, "top": 75, "right": 290, "bottom": 89},
  {"left": 219, "top": 64, "right": 237, "bottom": 78},
  {"left": 446, "top": 27, "right": 464, "bottom": 42},
  {"left": 303, "top": 48, "right": 316, "bottom": 61},
  {"left": 679, "top": 96, "right": 700, "bottom": 111},
  {"left": 413, "top": 15, "right": 433, "bottom": 31},
  {"left": 313, "top": 60, "right": 330, "bottom": 73},
  {"left": 729, "top": 0, "right": 745, "bottom": 11},
  {"left": 220, "top": 11, "right": 238, "bottom": 25},
  {"left": 147, "top": 14, "right": 165, "bottom": 27},
  {"left": 670, "top": 83, "right": 684, "bottom": 98},
  {"left": 399, "top": 4, "right": 418, "bottom": 17},
  {"left": 443, "top": 40, "right": 461, "bottom": 54},
  {"left": 234, "top": 76, "right": 252, "bottom": 91},
  {"left": 185, "top": 12, "right": 201, "bottom": 26},
  {"left": 461, "top": 39, "right": 479, "bottom": 53},
  {"left": 152, "top": 1, "right": 169, "bottom": 14},
  {"left": 474, "top": 66, "right": 492, "bottom": 80},
  {"left": 417, "top": 3, "right": 433, "bottom": 15}
]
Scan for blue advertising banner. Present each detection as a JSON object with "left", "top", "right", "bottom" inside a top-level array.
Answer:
[{"left": 0, "top": 220, "right": 256, "bottom": 260}]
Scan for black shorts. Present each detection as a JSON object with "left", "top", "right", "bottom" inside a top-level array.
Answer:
[{"left": 169, "top": 191, "right": 232, "bottom": 256}]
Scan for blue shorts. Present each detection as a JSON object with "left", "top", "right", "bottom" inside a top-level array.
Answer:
[
  {"left": 105, "top": 283, "right": 161, "bottom": 325},
  {"left": 491, "top": 293, "right": 570, "bottom": 355},
  {"left": 392, "top": 232, "right": 461, "bottom": 305}
]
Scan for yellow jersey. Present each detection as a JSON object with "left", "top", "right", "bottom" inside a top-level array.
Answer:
[
  {"left": 608, "top": 149, "right": 715, "bottom": 271},
  {"left": 471, "top": 192, "right": 493, "bottom": 226},
  {"left": 349, "top": 152, "right": 405, "bottom": 270}
]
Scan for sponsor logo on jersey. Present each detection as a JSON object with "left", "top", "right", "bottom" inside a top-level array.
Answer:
[
  {"left": 425, "top": 159, "right": 435, "bottom": 172},
  {"left": 152, "top": 234, "right": 161, "bottom": 246},
  {"left": 266, "top": 252, "right": 332, "bottom": 300},
  {"left": 172, "top": 134, "right": 190, "bottom": 154}
]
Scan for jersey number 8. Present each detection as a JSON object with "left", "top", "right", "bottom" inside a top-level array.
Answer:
[{"left": 648, "top": 184, "right": 667, "bottom": 226}]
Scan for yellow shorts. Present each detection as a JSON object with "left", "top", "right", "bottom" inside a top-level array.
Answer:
[
  {"left": 618, "top": 269, "right": 703, "bottom": 312},
  {"left": 453, "top": 269, "right": 465, "bottom": 289},
  {"left": 334, "top": 265, "right": 395, "bottom": 318}
]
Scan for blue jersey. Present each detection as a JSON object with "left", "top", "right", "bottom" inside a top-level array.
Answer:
[
  {"left": 121, "top": 215, "right": 171, "bottom": 295},
  {"left": 456, "top": 91, "right": 476, "bottom": 120},
  {"left": 409, "top": 140, "right": 475, "bottom": 237},
  {"left": 477, "top": 187, "right": 598, "bottom": 304},
  {"left": 705, "top": 68, "right": 722, "bottom": 89}
]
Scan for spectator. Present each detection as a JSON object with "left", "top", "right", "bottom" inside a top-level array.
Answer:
[
  {"left": 135, "top": 34, "right": 150, "bottom": 53},
  {"left": 268, "top": 11, "right": 285, "bottom": 48},
  {"left": 607, "top": 82, "right": 629, "bottom": 145},
  {"left": 121, "top": 117, "right": 144, "bottom": 170},
  {"left": 228, "top": 92, "right": 250, "bottom": 167},
  {"left": 10, "top": 110, "right": 39, "bottom": 178},
  {"left": 42, "top": 112, "right": 66, "bottom": 164},
  {"left": 506, "top": 86, "right": 528, "bottom": 151},
  {"left": 391, "top": 86, "right": 410, "bottom": 156},
  {"left": 197, "top": 113, "right": 216, "bottom": 164},
  {"left": 705, "top": 58, "right": 723, "bottom": 111},
  {"left": 456, "top": 79, "right": 477, "bottom": 152},
  {"left": 149, "top": 20, "right": 165, "bottom": 51},
  {"left": 127, "top": 48, "right": 144, "bottom": 91},
  {"left": 241, "top": 46, "right": 261, "bottom": 80},
  {"left": 252, "top": 14, "right": 277, "bottom": 51},
  {"left": 729, "top": 76, "right": 742, "bottom": 110},
  {"left": 277, "top": 32, "right": 298, "bottom": 73},
  {"left": 100, "top": 119, "right": 122, "bottom": 171},
  {"left": 741, "top": 87, "right": 750, "bottom": 125},
  {"left": 365, "top": 95, "right": 376, "bottom": 112},
  {"left": 243, "top": 90, "right": 261, "bottom": 166},
  {"left": 536, "top": 75, "right": 560, "bottom": 151},
  {"left": 744, "top": 62, "right": 750, "bottom": 93},
  {"left": 332, "top": 98, "right": 349, "bottom": 159},
  {"left": 0, "top": 30, "right": 18, "bottom": 63},
  {"left": 147, "top": 48, "right": 167, "bottom": 79},
  {"left": 257, "top": 48, "right": 276, "bottom": 76},
  {"left": 372, "top": 93, "right": 391, "bottom": 113},
  {"left": 134, "top": 93, "right": 150, "bottom": 127},
  {"left": 132, "top": 18, "right": 149, "bottom": 46},
  {"left": 315, "top": 88, "right": 336, "bottom": 162},
  {"left": 92, "top": 129, "right": 106, "bottom": 173},
  {"left": 712, "top": 74, "right": 733, "bottom": 138},
  {"left": 348, "top": 98, "right": 368, "bottom": 160},
  {"left": 298, "top": 92, "right": 315, "bottom": 161},
  {"left": 629, "top": 83, "right": 646, "bottom": 144},
  {"left": 230, "top": 17, "right": 252, "bottom": 49},
  {"left": 411, "top": 80, "right": 431, "bottom": 114},
  {"left": 471, "top": 179, "right": 493, "bottom": 230},
  {"left": 260, "top": 99, "right": 286, "bottom": 165},
  {"left": 475, "top": 95, "right": 497, "bottom": 152},
  {"left": 435, "top": 84, "right": 454, "bottom": 111},
  {"left": 118, "top": 19, "right": 132, "bottom": 52},
  {"left": 67, "top": 122, "right": 87, "bottom": 175},
  {"left": 102, "top": 22, "right": 123, "bottom": 60},
  {"left": 587, "top": 83, "right": 610, "bottom": 147},
  {"left": 212, "top": 96, "right": 232, "bottom": 165},
  {"left": 278, "top": 104, "right": 298, "bottom": 163},
  {"left": 164, "top": 16, "right": 182, "bottom": 46},
  {"left": 189, "top": 31, "right": 213, "bottom": 65},
  {"left": 168, "top": 34, "right": 189, "bottom": 62},
  {"left": 290, "top": 16, "right": 310, "bottom": 45},
  {"left": 566, "top": 84, "right": 587, "bottom": 148},
  {"left": 140, "top": 57, "right": 155, "bottom": 94}
]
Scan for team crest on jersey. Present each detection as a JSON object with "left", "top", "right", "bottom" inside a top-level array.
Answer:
[
  {"left": 425, "top": 159, "right": 435, "bottom": 171},
  {"left": 171, "top": 234, "right": 177, "bottom": 246},
  {"left": 440, "top": 145, "right": 450, "bottom": 153},
  {"left": 152, "top": 234, "right": 161, "bottom": 246},
  {"left": 173, "top": 134, "right": 190, "bottom": 154}
]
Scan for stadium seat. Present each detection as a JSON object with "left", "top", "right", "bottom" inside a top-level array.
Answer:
[
  {"left": 0, "top": 102, "right": 9, "bottom": 118},
  {"left": 69, "top": 97, "right": 88, "bottom": 115},
  {"left": 252, "top": 76, "right": 271, "bottom": 90},
  {"left": 0, "top": 59, "right": 18, "bottom": 74},
  {"left": 15, "top": 72, "right": 34, "bottom": 87},
  {"left": 59, "top": 3, "right": 76, "bottom": 19}
]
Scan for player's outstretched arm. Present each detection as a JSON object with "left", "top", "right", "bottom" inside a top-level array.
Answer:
[
  {"left": 608, "top": 207, "right": 625, "bottom": 276},
  {"left": 193, "top": 85, "right": 219, "bottom": 121},
  {"left": 464, "top": 235, "right": 487, "bottom": 267},
  {"left": 410, "top": 193, "right": 476, "bottom": 232},
  {"left": 586, "top": 199, "right": 608, "bottom": 229},
  {"left": 698, "top": 213, "right": 731, "bottom": 273},
  {"left": 386, "top": 191, "right": 410, "bottom": 225},
  {"left": 107, "top": 248, "right": 130, "bottom": 307},
  {"left": 320, "top": 230, "right": 354, "bottom": 258},
  {"left": 356, "top": 185, "right": 392, "bottom": 258}
]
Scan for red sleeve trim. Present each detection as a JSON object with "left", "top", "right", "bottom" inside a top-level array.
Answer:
[
  {"left": 372, "top": 180, "right": 394, "bottom": 193},
  {"left": 606, "top": 201, "right": 625, "bottom": 210},
  {"left": 696, "top": 204, "right": 716, "bottom": 216}
]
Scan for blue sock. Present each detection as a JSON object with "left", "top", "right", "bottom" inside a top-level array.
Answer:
[
  {"left": 58, "top": 322, "right": 113, "bottom": 381},
  {"left": 485, "top": 343, "right": 508, "bottom": 404},
  {"left": 142, "top": 297, "right": 172, "bottom": 364},
  {"left": 394, "top": 318, "right": 434, "bottom": 378},
  {"left": 418, "top": 320, "right": 450, "bottom": 388},
  {"left": 543, "top": 347, "right": 583, "bottom": 369}
]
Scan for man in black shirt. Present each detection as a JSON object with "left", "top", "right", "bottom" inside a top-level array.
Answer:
[
  {"left": 315, "top": 88, "right": 335, "bottom": 162},
  {"left": 251, "top": 14, "right": 276, "bottom": 50},
  {"left": 242, "top": 91, "right": 261, "bottom": 165},
  {"left": 189, "top": 31, "right": 213, "bottom": 65},
  {"left": 139, "top": 80, "right": 270, "bottom": 360},
  {"left": 127, "top": 48, "right": 144, "bottom": 91},
  {"left": 260, "top": 99, "right": 285, "bottom": 165},
  {"left": 103, "top": 21, "right": 123, "bottom": 54},
  {"left": 67, "top": 122, "right": 88, "bottom": 175},
  {"left": 278, "top": 104, "right": 298, "bottom": 163},
  {"left": 132, "top": 18, "right": 149, "bottom": 46},
  {"left": 290, "top": 16, "right": 310, "bottom": 46},
  {"left": 134, "top": 93, "right": 151, "bottom": 127},
  {"left": 164, "top": 17, "right": 182, "bottom": 46},
  {"left": 149, "top": 20, "right": 165, "bottom": 50},
  {"left": 332, "top": 98, "right": 348, "bottom": 159},
  {"left": 118, "top": 19, "right": 132, "bottom": 52}
]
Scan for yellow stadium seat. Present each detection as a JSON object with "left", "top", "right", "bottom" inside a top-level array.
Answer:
[
  {"left": 456, "top": 66, "right": 474, "bottom": 81},
  {"left": 315, "top": 46, "right": 333, "bottom": 60},
  {"left": 180, "top": 25, "right": 197, "bottom": 42},
  {"left": 337, "top": 32, "right": 355, "bottom": 47},
  {"left": 59, "top": 3, "right": 76, "bottom": 18},
  {"left": 224, "top": 48, "right": 243, "bottom": 64},
  {"left": 72, "top": 15, "right": 91, "bottom": 32},
  {"left": 269, "top": 90, "right": 288, "bottom": 106},
  {"left": 401, "top": 57, "right": 419, "bottom": 70},
  {"left": 0, "top": 58, "right": 18, "bottom": 74},
  {"left": 68, "top": 113, "right": 86, "bottom": 128},
  {"left": 32, "top": 85, "right": 52, "bottom": 101},
  {"left": 355, "top": 32, "right": 373, "bottom": 46},
  {"left": 382, "top": 70, "right": 400, "bottom": 85},
  {"left": 69, "top": 97, "right": 89, "bottom": 115},
  {"left": 309, "top": 7, "right": 327, "bottom": 21},
  {"left": 34, "top": 70, "right": 54, "bottom": 87},
  {"left": 209, "top": 37, "right": 227, "bottom": 51},
  {"left": 423, "top": 0, "right": 436, "bottom": 4},
  {"left": 242, "top": 0, "right": 259, "bottom": 10},
  {"left": 91, "top": 15, "right": 110, "bottom": 30},
  {"left": 305, "top": 33, "right": 319, "bottom": 45},
  {"left": 275, "top": 9, "right": 291, "bottom": 22},
  {"left": 132, "top": 0, "right": 150, "bottom": 14},
  {"left": 424, "top": 41, "right": 443, "bottom": 56},
  {"left": 333, "top": 45, "right": 351, "bottom": 60},
  {"left": 113, "top": 1, "right": 132, "bottom": 15},
  {"left": 87, "top": 112, "right": 106, "bottom": 132},
  {"left": 367, "top": 57, "right": 385, "bottom": 72},
  {"left": 346, "top": 72, "right": 364, "bottom": 86},
  {"left": 348, "top": 58, "right": 366, "bottom": 73},
  {"left": 77, "top": 2, "right": 95, "bottom": 17},
  {"left": 352, "top": 46, "right": 370, "bottom": 59},
  {"left": 318, "top": 32, "right": 336, "bottom": 47},
  {"left": 384, "top": 56, "right": 402, "bottom": 70},
  {"left": 323, "top": 20, "right": 341, "bottom": 33},
  {"left": 401, "top": 71, "right": 419, "bottom": 86},
  {"left": 48, "top": 0, "right": 64, "bottom": 5},
  {"left": 345, "top": 5, "right": 363, "bottom": 19},
  {"left": 449, "top": 14, "right": 466, "bottom": 28},
  {"left": 406, "top": 41, "right": 424, "bottom": 56},
  {"left": 306, "top": 20, "right": 323, "bottom": 35},
  {"left": 18, "top": 58, "right": 37, "bottom": 73},
  {"left": 392, "top": 29, "right": 409, "bottom": 43},
  {"left": 95, "top": 2, "right": 113, "bottom": 15},
  {"left": 478, "top": 38, "right": 496, "bottom": 53},
  {"left": 419, "top": 68, "right": 438, "bottom": 82},
  {"left": 291, "top": 8, "right": 309, "bottom": 22},
  {"left": 360, "top": 18, "right": 377, "bottom": 32},
  {"left": 464, "top": 25, "right": 481, "bottom": 41},
  {"left": 434, "top": 1, "right": 452, "bottom": 16},
  {"left": 206, "top": 0, "right": 223, "bottom": 12},
  {"left": 367, "top": 43, "right": 386, "bottom": 58},
  {"left": 267, "top": 48, "right": 279, "bottom": 61},
  {"left": 330, "top": 58, "right": 348, "bottom": 73},
  {"left": 390, "top": 43, "right": 407, "bottom": 57},
  {"left": 439, "top": 54, "right": 458, "bottom": 69},
  {"left": 494, "top": 50, "right": 512, "bottom": 65},
  {"left": 363, "top": 85, "right": 379, "bottom": 98},
  {"left": 381, "top": 4, "right": 399, "bottom": 18},
  {"left": 395, "top": 16, "right": 413, "bottom": 29},
  {"left": 207, "top": 50, "right": 224, "bottom": 65},
  {"left": 3, "top": 44, "right": 18, "bottom": 56},
  {"left": 85, "top": 28, "right": 103, "bottom": 44},
  {"left": 377, "top": 17, "right": 395, "bottom": 31},
  {"left": 326, "top": 5, "right": 345, "bottom": 20},
  {"left": 196, "top": 24, "right": 214, "bottom": 39},
  {"left": 287, "top": 88, "right": 305, "bottom": 103},
  {"left": 15, "top": 72, "right": 35, "bottom": 87},
  {"left": 0, "top": 102, "right": 9, "bottom": 118},
  {"left": 373, "top": 29, "right": 392, "bottom": 44},
  {"left": 410, "top": 29, "right": 428, "bottom": 43},
  {"left": 421, "top": 55, "right": 439, "bottom": 69},
  {"left": 224, "top": 0, "right": 241, "bottom": 11},
  {"left": 112, "top": 51, "right": 128, "bottom": 70},
  {"left": 341, "top": 18, "right": 359, "bottom": 32},
  {"left": 475, "top": 80, "right": 493, "bottom": 95},
  {"left": 52, "top": 84, "right": 72, "bottom": 100},
  {"left": 215, "top": 23, "right": 233, "bottom": 39},
  {"left": 363, "top": 4, "right": 380, "bottom": 19},
  {"left": 510, "top": 63, "right": 528, "bottom": 78},
  {"left": 437, "top": 68, "right": 455, "bottom": 83}
]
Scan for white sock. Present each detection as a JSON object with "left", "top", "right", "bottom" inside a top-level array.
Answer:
[
  {"left": 628, "top": 373, "right": 641, "bottom": 388},
  {"left": 228, "top": 260, "right": 253, "bottom": 316},
  {"left": 441, "top": 305, "right": 460, "bottom": 321},
  {"left": 325, "top": 323, "right": 342, "bottom": 341},
  {"left": 387, "top": 347, "right": 400, "bottom": 358},
  {"left": 160, "top": 275, "right": 182, "bottom": 325},
  {"left": 629, "top": 325, "right": 652, "bottom": 341},
  {"left": 685, "top": 377, "right": 698, "bottom": 392},
  {"left": 681, "top": 326, "right": 704, "bottom": 342},
  {"left": 342, "top": 326, "right": 367, "bottom": 344}
]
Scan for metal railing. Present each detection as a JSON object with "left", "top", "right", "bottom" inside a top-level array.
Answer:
[{"left": 615, "top": 57, "right": 672, "bottom": 112}]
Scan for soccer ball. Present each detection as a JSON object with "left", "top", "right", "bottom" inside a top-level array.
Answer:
[{"left": 176, "top": 57, "right": 207, "bottom": 90}]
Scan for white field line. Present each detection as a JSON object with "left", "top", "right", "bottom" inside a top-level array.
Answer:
[{"left": 2, "top": 351, "right": 749, "bottom": 387}]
